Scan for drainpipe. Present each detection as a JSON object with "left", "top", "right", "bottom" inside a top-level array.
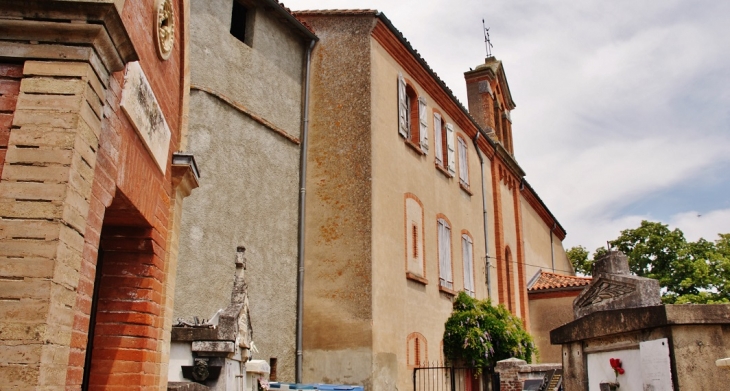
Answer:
[
  {"left": 550, "top": 222, "right": 556, "bottom": 272},
  {"left": 472, "top": 133, "right": 491, "bottom": 298},
  {"left": 296, "top": 39, "right": 315, "bottom": 385}
]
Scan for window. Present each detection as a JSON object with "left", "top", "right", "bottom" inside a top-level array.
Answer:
[
  {"left": 437, "top": 216, "right": 452, "bottom": 290},
  {"left": 457, "top": 136, "right": 469, "bottom": 188},
  {"left": 407, "top": 333, "right": 427, "bottom": 368},
  {"left": 433, "top": 113, "right": 443, "bottom": 165},
  {"left": 405, "top": 194, "right": 426, "bottom": 282},
  {"left": 398, "top": 73, "right": 428, "bottom": 152},
  {"left": 230, "top": 1, "right": 251, "bottom": 45},
  {"left": 433, "top": 112, "right": 455, "bottom": 176},
  {"left": 462, "top": 233, "right": 474, "bottom": 297}
]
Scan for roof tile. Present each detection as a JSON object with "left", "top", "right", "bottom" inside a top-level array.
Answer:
[{"left": 527, "top": 270, "right": 592, "bottom": 292}]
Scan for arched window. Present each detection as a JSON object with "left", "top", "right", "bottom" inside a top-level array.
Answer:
[
  {"left": 407, "top": 332, "right": 428, "bottom": 368},
  {"left": 398, "top": 73, "right": 428, "bottom": 151},
  {"left": 405, "top": 194, "right": 425, "bottom": 280}
]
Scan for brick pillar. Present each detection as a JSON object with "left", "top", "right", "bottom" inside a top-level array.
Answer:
[
  {"left": 0, "top": 63, "right": 22, "bottom": 176},
  {"left": 495, "top": 358, "right": 527, "bottom": 391},
  {"left": 0, "top": 60, "right": 103, "bottom": 389}
]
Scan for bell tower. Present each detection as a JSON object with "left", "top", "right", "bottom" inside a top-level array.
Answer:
[{"left": 464, "top": 57, "right": 516, "bottom": 155}]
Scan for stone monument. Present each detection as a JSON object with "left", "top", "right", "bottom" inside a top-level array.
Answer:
[{"left": 551, "top": 251, "right": 730, "bottom": 390}]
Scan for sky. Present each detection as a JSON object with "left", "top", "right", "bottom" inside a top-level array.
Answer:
[{"left": 282, "top": 0, "right": 730, "bottom": 253}]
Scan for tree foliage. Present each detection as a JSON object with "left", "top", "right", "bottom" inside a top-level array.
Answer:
[
  {"left": 443, "top": 292, "right": 535, "bottom": 373},
  {"left": 567, "top": 220, "right": 730, "bottom": 304}
]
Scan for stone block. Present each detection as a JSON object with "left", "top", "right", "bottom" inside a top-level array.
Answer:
[
  {"left": 0, "top": 199, "right": 63, "bottom": 219},
  {"left": 0, "top": 322, "right": 46, "bottom": 342},
  {"left": 11, "top": 108, "right": 82, "bottom": 129},
  {"left": 16, "top": 94, "right": 85, "bottom": 113},
  {"left": 1, "top": 165, "right": 71, "bottom": 184},
  {"left": 0, "top": 344, "right": 43, "bottom": 364},
  {"left": 23, "top": 61, "right": 90, "bottom": 79},
  {"left": 0, "top": 239, "right": 58, "bottom": 259},
  {"left": 5, "top": 147, "right": 74, "bottom": 166},
  {"left": 7, "top": 126, "right": 77, "bottom": 147},
  {"left": 191, "top": 341, "right": 235, "bottom": 357},
  {"left": 19, "top": 77, "right": 86, "bottom": 96},
  {"left": 0, "top": 279, "right": 51, "bottom": 301},
  {"left": 0, "top": 363, "right": 40, "bottom": 387},
  {"left": 0, "top": 258, "right": 55, "bottom": 279},
  {"left": 0, "top": 300, "right": 50, "bottom": 322},
  {"left": 0, "top": 219, "right": 60, "bottom": 240},
  {"left": 0, "top": 182, "right": 67, "bottom": 202}
]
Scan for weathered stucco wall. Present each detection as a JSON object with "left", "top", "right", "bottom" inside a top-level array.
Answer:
[
  {"left": 521, "top": 198, "right": 572, "bottom": 281},
  {"left": 175, "top": 0, "right": 307, "bottom": 382},
  {"left": 369, "top": 37, "right": 492, "bottom": 391},
  {"left": 528, "top": 294, "right": 575, "bottom": 363},
  {"left": 301, "top": 14, "right": 375, "bottom": 387}
]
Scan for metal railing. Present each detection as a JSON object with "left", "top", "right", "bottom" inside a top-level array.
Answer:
[{"left": 413, "top": 363, "right": 498, "bottom": 391}]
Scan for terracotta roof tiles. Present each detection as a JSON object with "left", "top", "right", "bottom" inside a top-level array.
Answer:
[{"left": 527, "top": 270, "right": 592, "bottom": 292}]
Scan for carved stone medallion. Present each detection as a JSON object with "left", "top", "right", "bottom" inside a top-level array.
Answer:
[{"left": 155, "top": 0, "right": 175, "bottom": 60}]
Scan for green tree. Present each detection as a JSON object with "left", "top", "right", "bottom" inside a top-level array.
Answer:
[
  {"left": 566, "top": 245, "right": 591, "bottom": 275},
  {"left": 443, "top": 292, "right": 535, "bottom": 373},
  {"left": 567, "top": 220, "right": 730, "bottom": 304}
]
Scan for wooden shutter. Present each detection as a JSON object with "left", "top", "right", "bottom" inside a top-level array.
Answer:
[
  {"left": 438, "top": 219, "right": 453, "bottom": 289},
  {"left": 446, "top": 123, "right": 456, "bottom": 175},
  {"left": 418, "top": 97, "right": 428, "bottom": 152},
  {"left": 398, "top": 73, "right": 408, "bottom": 138},
  {"left": 458, "top": 137, "right": 469, "bottom": 186},
  {"left": 433, "top": 113, "right": 442, "bottom": 164},
  {"left": 462, "top": 234, "right": 474, "bottom": 296}
]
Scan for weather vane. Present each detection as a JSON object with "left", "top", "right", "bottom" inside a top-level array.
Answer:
[{"left": 482, "top": 19, "right": 493, "bottom": 58}]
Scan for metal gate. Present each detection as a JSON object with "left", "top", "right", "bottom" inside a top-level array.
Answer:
[{"left": 413, "top": 364, "right": 498, "bottom": 391}]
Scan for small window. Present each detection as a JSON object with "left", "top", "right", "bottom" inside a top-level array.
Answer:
[
  {"left": 407, "top": 332, "right": 427, "bottom": 368},
  {"left": 398, "top": 74, "right": 428, "bottom": 153},
  {"left": 405, "top": 194, "right": 425, "bottom": 280},
  {"left": 462, "top": 233, "right": 474, "bottom": 297},
  {"left": 437, "top": 217, "right": 452, "bottom": 290},
  {"left": 457, "top": 136, "right": 469, "bottom": 188},
  {"left": 230, "top": 1, "right": 250, "bottom": 45}
]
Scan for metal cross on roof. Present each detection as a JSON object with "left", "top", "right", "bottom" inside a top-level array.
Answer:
[{"left": 483, "top": 19, "right": 493, "bottom": 57}]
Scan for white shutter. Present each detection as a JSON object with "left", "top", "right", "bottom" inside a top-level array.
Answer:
[
  {"left": 433, "top": 113, "right": 443, "bottom": 164},
  {"left": 438, "top": 219, "right": 453, "bottom": 289},
  {"left": 458, "top": 137, "right": 469, "bottom": 186},
  {"left": 462, "top": 235, "right": 474, "bottom": 297},
  {"left": 398, "top": 73, "right": 408, "bottom": 138},
  {"left": 446, "top": 123, "right": 456, "bottom": 175},
  {"left": 418, "top": 97, "right": 428, "bottom": 152}
]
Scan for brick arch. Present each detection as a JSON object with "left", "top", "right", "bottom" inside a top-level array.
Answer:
[{"left": 407, "top": 332, "right": 428, "bottom": 368}]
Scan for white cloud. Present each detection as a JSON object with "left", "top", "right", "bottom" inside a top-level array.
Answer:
[{"left": 669, "top": 209, "right": 730, "bottom": 242}]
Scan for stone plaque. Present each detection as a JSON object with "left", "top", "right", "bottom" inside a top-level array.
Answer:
[
  {"left": 640, "top": 338, "right": 673, "bottom": 391},
  {"left": 120, "top": 61, "right": 171, "bottom": 174}
]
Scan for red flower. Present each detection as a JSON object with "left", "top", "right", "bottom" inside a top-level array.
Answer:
[{"left": 609, "top": 358, "right": 624, "bottom": 377}]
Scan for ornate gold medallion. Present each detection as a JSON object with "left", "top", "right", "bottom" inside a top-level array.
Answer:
[{"left": 155, "top": 0, "right": 175, "bottom": 60}]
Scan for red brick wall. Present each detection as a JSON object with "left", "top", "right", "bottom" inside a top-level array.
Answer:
[
  {"left": 64, "top": 0, "right": 185, "bottom": 388},
  {"left": 0, "top": 63, "right": 22, "bottom": 177}
]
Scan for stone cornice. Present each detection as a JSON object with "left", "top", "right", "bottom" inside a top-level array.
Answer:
[{"left": 0, "top": 0, "right": 137, "bottom": 77}]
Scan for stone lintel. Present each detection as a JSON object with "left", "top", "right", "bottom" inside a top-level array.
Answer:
[
  {"left": 191, "top": 341, "right": 236, "bottom": 357},
  {"left": 170, "top": 327, "right": 218, "bottom": 342},
  {"left": 551, "top": 304, "right": 730, "bottom": 345},
  {"left": 0, "top": 0, "right": 137, "bottom": 74}
]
